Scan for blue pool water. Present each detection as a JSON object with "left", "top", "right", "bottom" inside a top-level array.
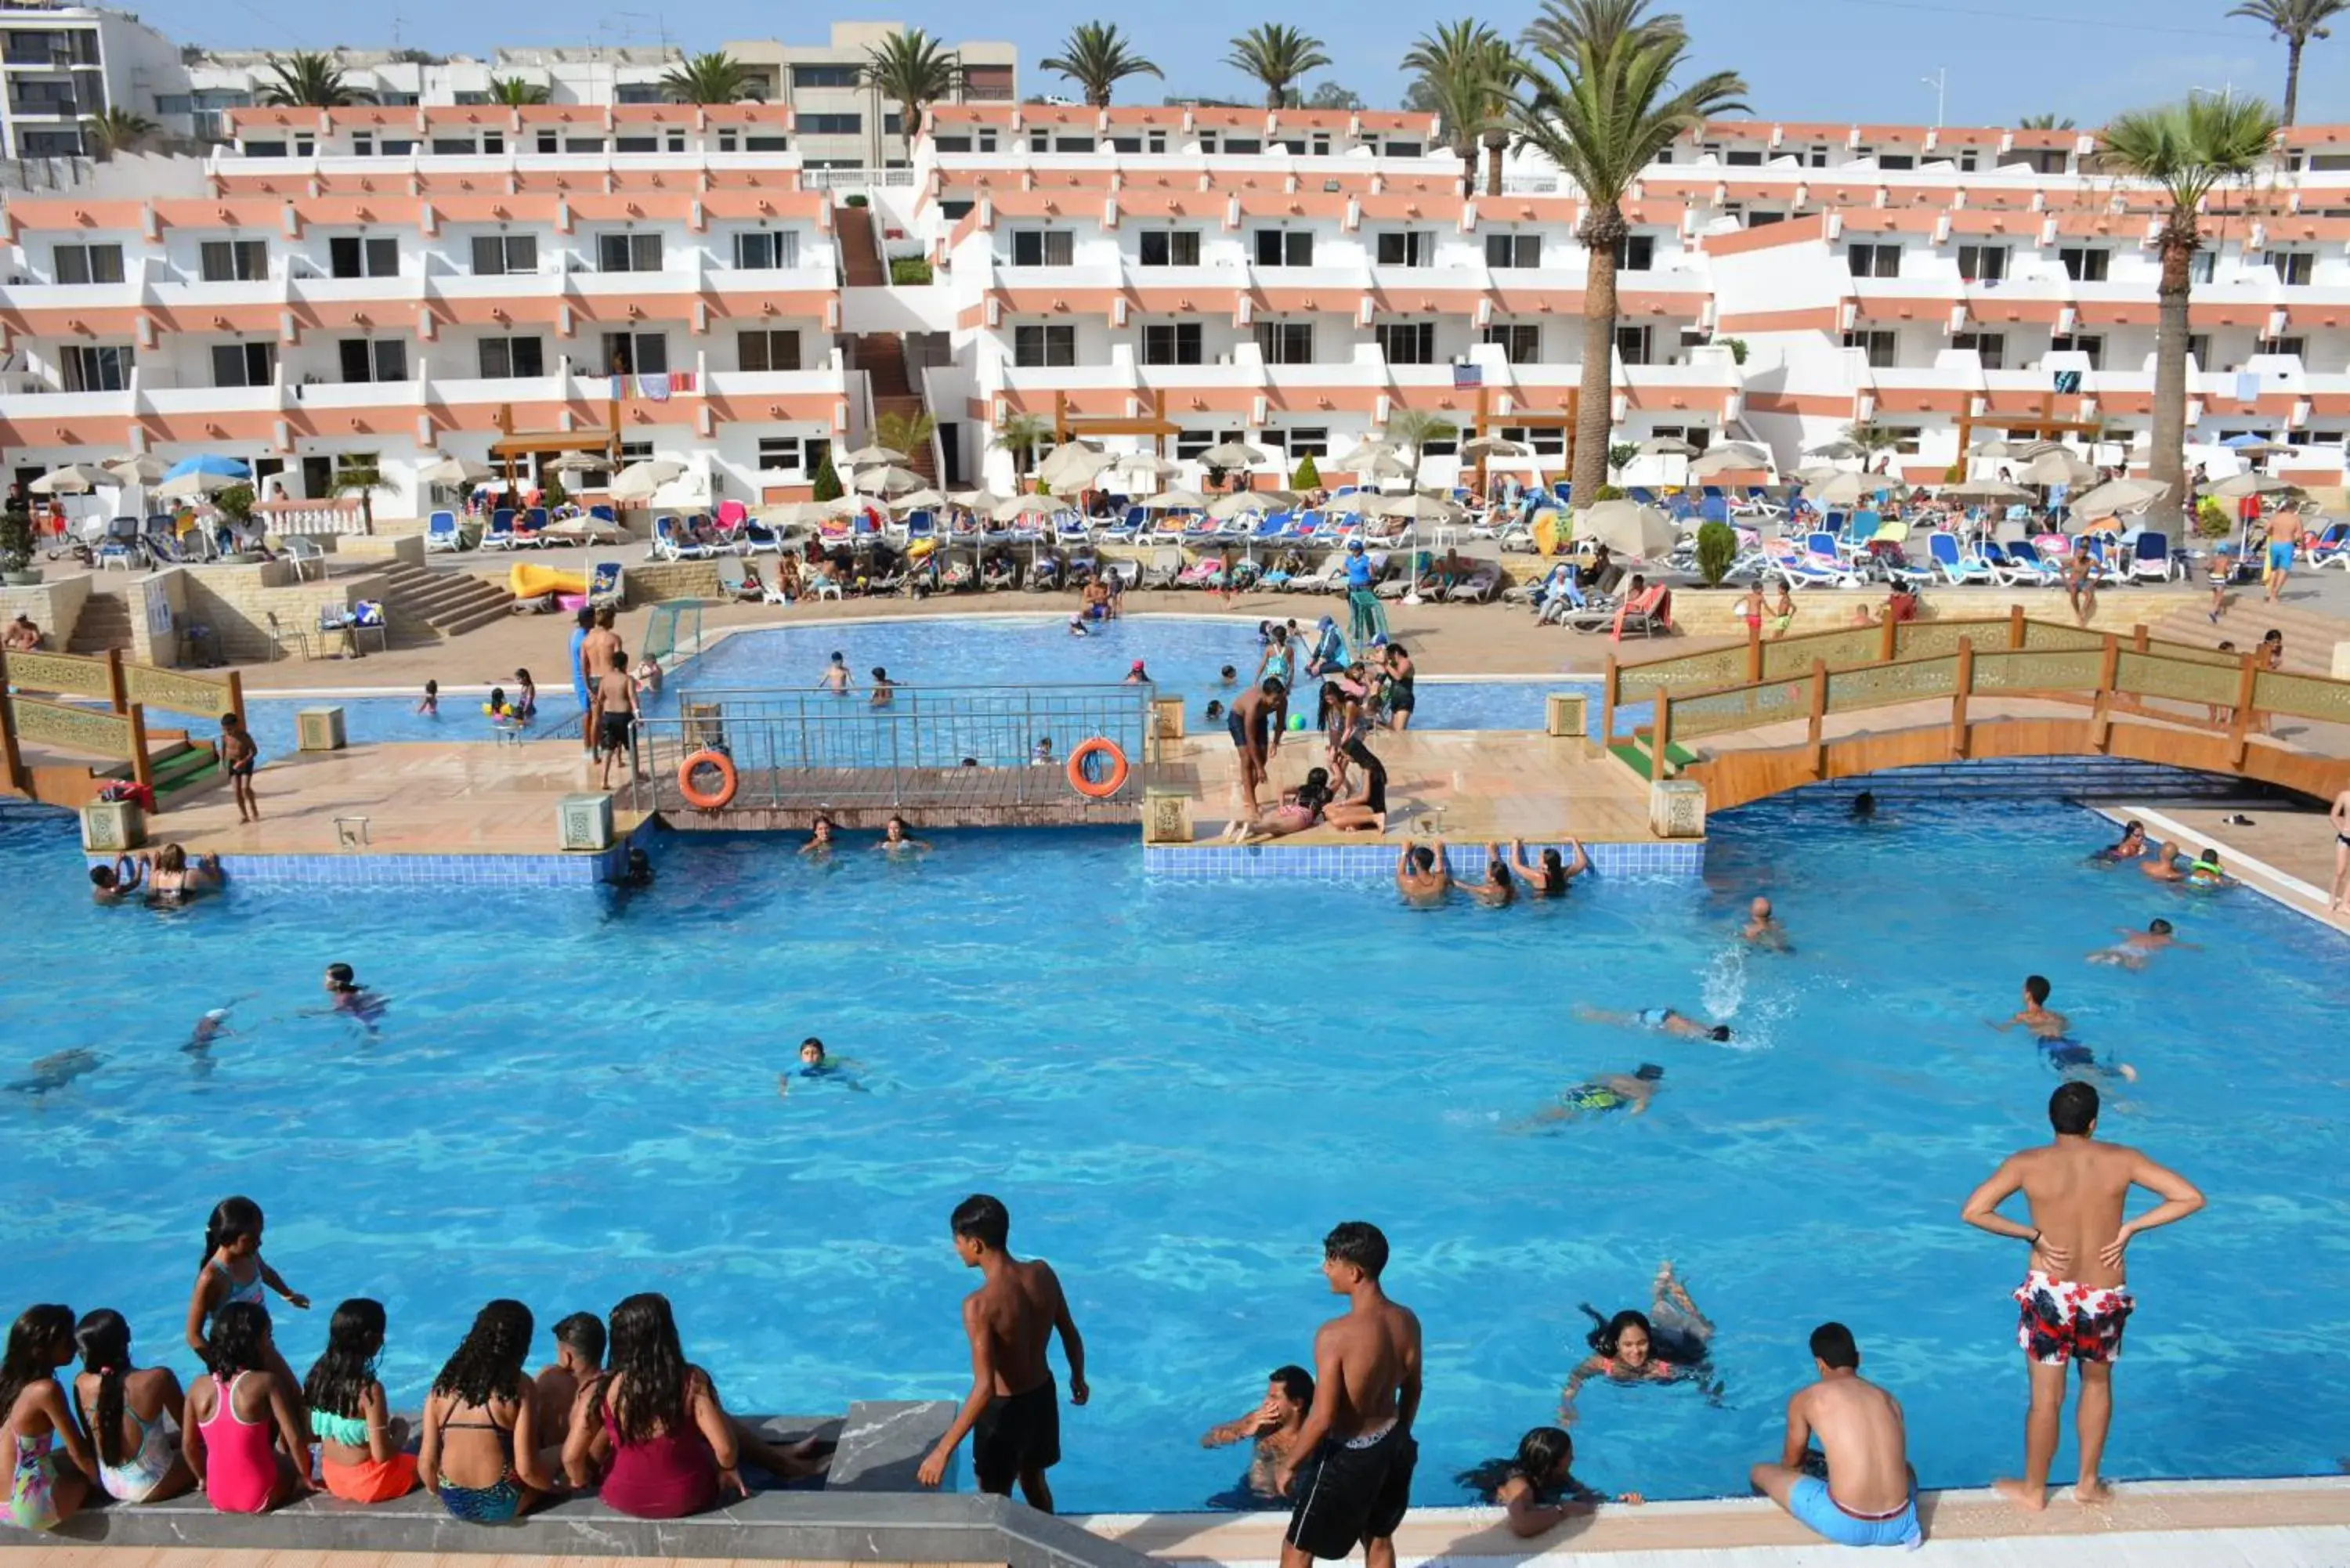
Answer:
[{"left": 4, "top": 795, "right": 2343, "bottom": 1512}]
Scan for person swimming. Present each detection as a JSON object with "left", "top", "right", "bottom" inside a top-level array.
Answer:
[
  {"left": 1990, "top": 975, "right": 2135, "bottom": 1082},
  {"left": 2087, "top": 918, "right": 2195, "bottom": 970},
  {"left": 1455, "top": 1427, "right": 1642, "bottom": 1535},
  {"left": 1576, "top": 1003, "right": 1731, "bottom": 1042},
  {"left": 2091, "top": 821, "right": 2149, "bottom": 863},
  {"left": 313, "top": 963, "right": 385, "bottom": 1035},
  {"left": 1850, "top": 790, "right": 1876, "bottom": 820},
  {"left": 2186, "top": 847, "right": 2232, "bottom": 887},
  {"left": 1523, "top": 1064, "right": 1664, "bottom": 1128},
  {"left": 1561, "top": 1263, "right": 1722, "bottom": 1418},
  {"left": 1741, "top": 897, "right": 1790, "bottom": 951},
  {"left": 780, "top": 1038, "right": 867, "bottom": 1095}
]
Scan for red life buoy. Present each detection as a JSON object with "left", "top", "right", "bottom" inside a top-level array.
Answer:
[
  {"left": 1066, "top": 738, "right": 1129, "bottom": 799},
  {"left": 678, "top": 748, "right": 738, "bottom": 810}
]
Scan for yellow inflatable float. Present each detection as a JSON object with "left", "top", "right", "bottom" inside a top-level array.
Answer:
[{"left": 508, "top": 562, "right": 586, "bottom": 598}]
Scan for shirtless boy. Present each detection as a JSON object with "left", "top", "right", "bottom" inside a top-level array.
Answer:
[
  {"left": 580, "top": 607, "right": 621, "bottom": 750},
  {"left": 916, "top": 1194, "right": 1089, "bottom": 1512},
  {"left": 1992, "top": 975, "right": 2135, "bottom": 1082},
  {"left": 590, "top": 647, "right": 641, "bottom": 788},
  {"left": 1960, "top": 1082, "right": 2204, "bottom": 1510},
  {"left": 1749, "top": 1323, "right": 1919, "bottom": 1548},
  {"left": 1274, "top": 1222, "right": 1423, "bottom": 1568},
  {"left": 1394, "top": 842, "right": 1450, "bottom": 905},
  {"left": 1201, "top": 1365, "right": 1314, "bottom": 1501}
]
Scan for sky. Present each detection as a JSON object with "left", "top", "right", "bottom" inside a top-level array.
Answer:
[{"left": 142, "top": 0, "right": 2348, "bottom": 128}]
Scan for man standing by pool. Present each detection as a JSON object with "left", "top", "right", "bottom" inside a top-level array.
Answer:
[
  {"left": 1959, "top": 1082, "right": 2205, "bottom": 1511},
  {"left": 568, "top": 607, "right": 595, "bottom": 752},
  {"left": 2263, "top": 504, "right": 2298, "bottom": 605},
  {"left": 1343, "top": 540, "right": 1382, "bottom": 649},
  {"left": 1273, "top": 1222, "right": 1421, "bottom": 1568},
  {"left": 1229, "top": 677, "right": 1285, "bottom": 821},
  {"left": 916, "top": 1194, "right": 1088, "bottom": 1513},
  {"left": 580, "top": 606, "right": 622, "bottom": 750}
]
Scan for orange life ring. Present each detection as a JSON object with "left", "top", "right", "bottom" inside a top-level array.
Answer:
[
  {"left": 1066, "top": 737, "right": 1129, "bottom": 799},
  {"left": 678, "top": 748, "right": 739, "bottom": 810}
]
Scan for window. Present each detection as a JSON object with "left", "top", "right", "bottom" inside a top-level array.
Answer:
[
  {"left": 2047, "top": 332, "right": 2103, "bottom": 367},
  {"left": 1846, "top": 243, "right": 1901, "bottom": 278},
  {"left": 1484, "top": 323, "right": 1541, "bottom": 363},
  {"left": 1387, "top": 139, "right": 1423, "bottom": 157},
  {"left": 617, "top": 441, "right": 653, "bottom": 466},
  {"left": 1013, "top": 324, "right": 1076, "bottom": 367},
  {"left": 1137, "top": 229, "right": 1200, "bottom": 267},
  {"left": 211, "top": 341, "right": 276, "bottom": 387},
  {"left": 596, "top": 233, "right": 663, "bottom": 273},
  {"left": 1874, "top": 425, "right": 1922, "bottom": 455},
  {"left": 800, "top": 114, "right": 861, "bottom": 135},
  {"left": 198, "top": 240, "right": 269, "bottom": 282},
  {"left": 60, "top": 344, "right": 132, "bottom": 392},
  {"left": 602, "top": 331, "right": 667, "bottom": 375},
  {"left": 1253, "top": 229, "right": 1313, "bottom": 266},
  {"left": 1950, "top": 330, "right": 2005, "bottom": 369},
  {"left": 1375, "top": 230, "right": 1436, "bottom": 267},
  {"left": 537, "top": 132, "right": 559, "bottom": 154},
  {"left": 733, "top": 230, "right": 799, "bottom": 269},
  {"left": 1054, "top": 135, "right": 1092, "bottom": 153},
  {"left": 2189, "top": 250, "right": 2215, "bottom": 284},
  {"left": 1499, "top": 425, "right": 1567, "bottom": 457},
  {"left": 476, "top": 335, "right": 544, "bottom": 378},
  {"left": 738, "top": 329, "right": 802, "bottom": 372},
  {"left": 1646, "top": 424, "right": 1713, "bottom": 452},
  {"left": 1109, "top": 135, "right": 1142, "bottom": 154},
  {"left": 1726, "top": 149, "right": 1764, "bottom": 166},
  {"left": 757, "top": 435, "right": 831, "bottom": 473},
  {"left": 1748, "top": 211, "right": 1785, "bottom": 227},
  {"left": 720, "top": 128, "right": 743, "bottom": 151},
  {"left": 746, "top": 135, "right": 790, "bottom": 152},
  {"left": 2265, "top": 250, "right": 2315, "bottom": 286},
  {"left": 1877, "top": 153, "right": 1914, "bottom": 171},
  {"left": 242, "top": 141, "right": 287, "bottom": 157},
  {"left": 1175, "top": 427, "right": 1246, "bottom": 461},
  {"left": 1612, "top": 234, "right": 1655, "bottom": 271},
  {"left": 1484, "top": 233, "right": 1542, "bottom": 269},
  {"left": 432, "top": 137, "right": 475, "bottom": 155},
  {"left": 1010, "top": 229, "right": 1073, "bottom": 268},
  {"left": 2057, "top": 246, "right": 2110, "bottom": 282},
  {"left": 1376, "top": 321, "right": 1435, "bottom": 364},
  {"left": 1225, "top": 138, "right": 1261, "bottom": 154},
  {"left": 471, "top": 235, "right": 537, "bottom": 276},
  {"left": 615, "top": 135, "right": 657, "bottom": 154},
  {"left": 939, "top": 200, "right": 974, "bottom": 221},
  {"left": 337, "top": 338, "right": 407, "bottom": 383},
  {"left": 1148, "top": 131, "right": 1166, "bottom": 154},
  {"left": 1253, "top": 320, "right": 1314, "bottom": 364},
  {"left": 1956, "top": 244, "right": 2007, "bottom": 284},
  {"left": 1276, "top": 426, "right": 1329, "bottom": 457},
  {"left": 2254, "top": 335, "right": 2308, "bottom": 358},
  {"left": 792, "top": 63, "right": 860, "bottom": 88},
  {"left": 1840, "top": 329, "right": 1896, "bottom": 367},
  {"left": 566, "top": 137, "right": 602, "bottom": 153},
  {"left": 1141, "top": 322, "right": 1203, "bottom": 365},
  {"left": 1616, "top": 323, "right": 1655, "bottom": 364},
  {"left": 1960, "top": 150, "right": 1978, "bottom": 172},
  {"left": 327, "top": 236, "right": 398, "bottom": 279},
  {"left": 1808, "top": 146, "right": 1829, "bottom": 168},
  {"left": 52, "top": 244, "right": 125, "bottom": 285}
]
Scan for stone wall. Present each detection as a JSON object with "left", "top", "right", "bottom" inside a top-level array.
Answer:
[
  {"left": 325, "top": 533, "right": 427, "bottom": 569},
  {"left": 176, "top": 560, "right": 371, "bottom": 663},
  {"left": 0, "top": 573, "right": 92, "bottom": 653},
  {"left": 613, "top": 558, "right": 721, "bottom": 605},
  {"left": 1654, "top": 587, "right": 2207, "bottom": 639},
  {"left": 123, "top": 569, "right": 188, "bottom": 667}
]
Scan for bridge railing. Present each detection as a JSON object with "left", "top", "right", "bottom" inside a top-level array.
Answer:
[{"left": 0, "top": 647, "right": 240, "bottom": 804}]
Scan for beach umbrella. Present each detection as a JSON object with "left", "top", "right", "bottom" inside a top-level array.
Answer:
[
  {"left": 2219, "top": 432, "right": 2287, "bottom": 456},
  {"left": 2010, "top": 449, "right": 2098, "bottom": 487},
  {"left": 1208, "top": 490, "right": 1277, "bottom": 519},
  {"left": 891, "top": 488, "right": 946, "bottom": 511},
  {"left": 1373, "top": 492, "right": 1466, "bottom": 522},
  {"left": 1459, "top": 435, "right": 1531, "bottom": 461},
  {"left": 1332, "top": 439, "right": 1394, "bottom": 469},
  {"left": 1036, "top": 441, "right": 1110, "bottom": 486},
  {"left": 30, "top": 463, "right": 114, "bottom": 494},
  {"left": 947, "top": 488, "right": 1007, "bottom": 511},
  {"left": 1969, "top": 439, "right": 2063, "bottom": 461},
  {"left": 417, "top": 454, "right": 494, "bottom": 487},
  {"left": 1803, "top": 471, "right": 1884, "bottom": 508},
  {"left": 1361, "top": 452, "right": 1415, "bottom": 481},
  {"left": 1573, "top": 500, "right": 1677, "bottom": 558},
  {"left": 546, "top": 452, "right": 607, "bottom": 476},
  {"left": 608, "top": 459, "right": 686, "bottom": 503},
  {"left": 1140, "top": 488, "right": 1208, "bottom": 511},
  {"left": 1804, "top": 438, "right": 1866, "bottom": 461},
  {"left": 154, "top": 470, "right": 236, "bottom": 498},
  {"left": 851, "top": 464, "right": 926, "bottom": 496},
  {"left": 164, "top": 453, "right": 249, "bottom": 482},
  {"left": 1322, "top": 491, "right": 1373, "bottom": 515},
  {"left": 104, "top": 453, "right": 172, "bottom": 484},
  {"left": 1687, "top": 444, "right": 1771, "bottom": 479},
  {"left": 2207, "top": 471, "right": 2297, "bottom": 499},
  {"left": 992, "top": 493, "right": 1059, "bottom": 524},
  {"left": 1636, "top": 435, "right": 1700, "bottom": 457},
  {"left": 840, "top": 443, "right": 909, "bottom": 468},
  {"left": 1111, "top": 453, "right": 1180, "bottom": 481},
  {"left": 1198, "top": 440, "right": 1267, "bottom": 469},
  {"left": 1941, "top": 479, "right": 2034, "bottom": 504},
  {"left": 2067, "top": 477, "right": 2168, "bottom": 520}
]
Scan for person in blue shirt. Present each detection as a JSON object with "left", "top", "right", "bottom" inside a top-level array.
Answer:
[
  {"left": 1343, "top": 540, "right": 1381, "bottom": 645},
  {"left": 567, "top": 608, "right": 595, "bottom": 752}
]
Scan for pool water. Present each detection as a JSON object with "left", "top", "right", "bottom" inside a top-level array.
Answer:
[{"left": 3, "top": 796, "right": 2342, "bottom": 1512}]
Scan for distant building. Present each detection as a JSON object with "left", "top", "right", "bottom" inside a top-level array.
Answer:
[
  {"left": 0, "top": 0, "right": 185, "bottom": 159},
  {"left": 724, "top": 23, "right": 1015, "bottom": 172}
]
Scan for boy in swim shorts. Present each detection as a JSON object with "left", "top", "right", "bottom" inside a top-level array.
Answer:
[
  {"left": 1750, "top": 1324, "right": 1920, "bottom": 1549},
  {"left": 1990, "top": 975, "right": 2135, "bottom": 1082}
]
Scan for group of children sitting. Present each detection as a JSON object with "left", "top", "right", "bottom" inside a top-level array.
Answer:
[{"left": 0, "top": 1198, "right": 826, "bottom": 1534}]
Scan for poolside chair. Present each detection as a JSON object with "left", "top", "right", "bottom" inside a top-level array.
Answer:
[
  {"left": 479, "top": 508, "right": 518, "bottom": 551},
  {"left": 714, "top": 555, "right": 761, "bottom": 602},
  {"left": 2077, "top": 536, "right": 2126, "bottom": 585},
  {"left": 1227, "top": 556, "right": 1264, "bottom": 593},
  {"left": 1175, "top": 553, "right": 1227, "bottom": 591},
  {"left": 425, "top": 511, "right": 461, "bottom": 552},
  {"left": 740, "top": 515, "right": 783, "bottom": 555},
  {"left": 96, "top": 515, "right": 147, "bottom": 572},
  {"left": 2307, "top": 520, "right": 2348, "bottom": 570},
  {"left": 1444, "top": 562, "right": 1502, "bottom": 603},
  {"left": 585, "top": 559, "right": 625, "bottom": 609},
  {"left": 981, "top": 554, "right": 1019, "bottom": 591},
  {"left": 650, "top": 515, "right": 713, "bottom": 562},
  {"left": 2129, "top": 531, "right": 2178, "bottom": 583},
  {"left": 1926, "top": 532, "right": 1993, "bottom": 585},
  {"left": 280, "top": 534, "right": 327, "bottom": 583},
  {"left": 1286, "top": 551, "right": 1341, "bottom": 593},
  {"left": 515, "top": 506, "right": 551, "bottom": 547},
  {"left": 1764, "top": 537, "right": 1859, "bottom": 590},
  {"left": 2001, "top": 538, "right": 2063, "bottom": 585},
  {"left": 1138, "top": 547, "right": 1185, "bottom": 589},
  {"left": 1025, "top": 554, "right": 1065, "bottom": 592}
]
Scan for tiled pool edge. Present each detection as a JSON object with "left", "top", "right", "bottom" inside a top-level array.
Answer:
[
  {"left": 1144, "top": 838, "right": 1705, "bottom": 880},
  {"left": 85, "top": 825, "right": 649, "bottom": 890}
]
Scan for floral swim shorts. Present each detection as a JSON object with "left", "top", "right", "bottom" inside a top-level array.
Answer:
[{"left": 2014, "top": 1270, "right": 2134, "bottom": 1366}]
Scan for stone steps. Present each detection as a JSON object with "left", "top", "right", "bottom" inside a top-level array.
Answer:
[
  {"left": 2147, "top": 596, "right": 2346, "bottom": 674},
  {"left": 378, "top": 561, "right": 514, "bottom": 639},
  {"left": 67, "top": 589, "right": 132, "bottom": 653}
]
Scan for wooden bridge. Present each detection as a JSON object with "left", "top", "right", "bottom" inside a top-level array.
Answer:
[
  {"left": 1602, "top": 610, "right": 2350, "bottom": 811},
  {"left": 0, "top": 649, "right": 244, "bottom": 811}
]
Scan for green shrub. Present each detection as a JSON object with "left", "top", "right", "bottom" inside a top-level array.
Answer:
[
  {"left": 2193, "top": 495, "right": 2231, "bottom": 540},
  {"left": 810, "top": 445, "right": 843, "bottom": 502},
  {"left": 1943, "top": 462, "right": 1963, "bottom": 484},
  {"left": 213, "top": 482, "right": 255, "bottom": 524},
  {"left": 1695, "top": 519, "right": 1737, "bottom": 586},
  {"left": 1291, "top": 453, "right": 1321, "bottom": 490},
  {"left": 1714, "top": 335, "right": 1748, "bottom": 365},
  {"left": 844, "top": 193, "right": 870, "bottom": 208},
  {"left": 1593, "top": 483, "right": 1626, "bottom": 503},
  {"left": 0, "top": 502, "right": 33, "bottom": 572},
  {"left": 1606, "top": 442, "right": 1637, "bottom": 473},
  {"left": 888, "top": 255, "right": 934, "bottom": 286}
]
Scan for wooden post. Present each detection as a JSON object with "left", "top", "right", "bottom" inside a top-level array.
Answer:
[
  {"left": 2008, "top": 603, "right": 2025, "bottom": 649},
  {"left": 1654, "top": 688, "right": 1674, "bottom": 779},
  {"left": 127, "top": 703, "right": 152, "bottom": 799},
  {"left": 1600, "top": 655, "right": 1619, "bottom": 747},
  {"left": 1746, "top": 620, "right": 1762, "bottom": 683},
  {"left": 104, "top": 647, "right": 127, "bottom": 714},
  {"left": 2093, "top": 633, "right": 2119, "bottom": 754},
  {"left": 1807, "top": 659, "right": 1828, "bottom": 779},
  {"left": 1878, "top": 610, "right": 1897, "bottom": 663},
  {"left": 2131, "top": 623, "right": 2149, "bottom": 654},
  {"left": 2227, "top": 652, "right": 2258, "bottom": 768},
  {"left": 0, "top": 652, "right": 24, "bottom": 793},
  {"left": 226, "top": 670, "right": 246, "bottom": 723},
  {"left": 1951, "top": 638, "right": 1973, "bottom": 758}
]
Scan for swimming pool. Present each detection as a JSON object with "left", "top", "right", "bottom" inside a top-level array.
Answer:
[{"left": 4, "top": 795, "right": 2341, "bottom": 1512}]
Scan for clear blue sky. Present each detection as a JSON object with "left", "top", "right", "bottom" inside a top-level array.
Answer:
[{"left": 146, "top": 0, "right": 2347, "bottom": 128}]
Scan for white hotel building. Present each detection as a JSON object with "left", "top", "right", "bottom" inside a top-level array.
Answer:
[{"left": 2, "top": 99, "right": 2347, "bottom": 515}]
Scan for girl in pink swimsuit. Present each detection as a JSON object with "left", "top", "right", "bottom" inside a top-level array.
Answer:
[
  {"left": 563, "top": 1293, "right": 740, "bottom": 1519},
  {"left": 185, "top": 1302, "right": 309, "bottom": 1513}
]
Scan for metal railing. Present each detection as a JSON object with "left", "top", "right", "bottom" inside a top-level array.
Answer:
[
  {"left": 804, "top": 167, "right": 920, "bottom": 191},
  {"left": 623, "top": 681, "right": 1154, "bottom": 818}
]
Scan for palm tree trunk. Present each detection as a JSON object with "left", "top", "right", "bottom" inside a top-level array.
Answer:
[
  {"left": 1571, "top": 206, "right": 1627, "bottom": 508},
  {"left": 1484, "top": 132, "right": 1504, "bottom": 198},
  {"left": 1266, "top": 82, "right": 1285, "bottom": 111},
  {"left": 2282, "top": 40, "right": 2301, "bottom": 126},
  {"left": 2149, "top": 222, "right": 2193, "bottom": 529}
]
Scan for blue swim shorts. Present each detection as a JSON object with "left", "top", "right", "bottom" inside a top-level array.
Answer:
[
  {"left": 1788, "top": 1476, "right": 1921, "bottom": 1549},
  {"left": 2268, "top": 540, "right": 2296, "bottom": 571}
]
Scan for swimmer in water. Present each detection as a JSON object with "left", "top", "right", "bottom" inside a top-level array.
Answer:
[
  {"left": 1990, "top": 975, "right": 2135, "bottom": 1082},
  {"left": 1524, "top": 1064, "right": 1664, "bottom": 1127},
  {"left": 618, "top": 846, "right": 654, "bottom": 888},
  {"left": 186, "top": 1007, "right": 234, "bottom": 1053},
  {"left": 5, "top": 1047, "right": 103, "bottom": 1097},
  {"left": 2138, "top": 841, "right": 2186, "bottom": 883},
  {"left": 1561, "top": 1263, "right": 1719, "bottom": 1421},
  {"left": 1741, "top": 896, "right": 1791, "bottom": 951},
  {"left": 1850, "top": 790, "right": 1876, "bottom": 820},
  {"left": 1396, "top": 841, "right": 1452, "bottom": 905},
  {"left": 870, "top": 667, "right": 896, "bottom": 708},
  {"left": 1574, "top": 1003, "right": 1732, "bottom": 1043},
  {"left": 779, "top": 1038, "right": 868, "bottom": 1096},
  {"left": 310, "top": 962, "right": 384, "bottom": 1035},
  {"left": 819, "top": 652, "right": 850, "bottom": 694},
  {"left": 2184, "top": 847, "right": 2232, "bottom": 887},
  {"left": 2092, "top": 821, "right": 2148, "bottom": 863},
  {"left": 2087, "top": 919, "right": 2196, "bottom": 970},
  {"left": 1502, "top": 838, "right": 1589, "bottom": 898},
  {"left": 1460, "top": 1427, "right": 1643, "bottom": 1536},
  {"left": 88, "top": 851, "right": 148, "bottom": 903},
  {"left": 877, "top": 815, "right": 931, "bottom": 854},
  {"left": 1198, "top": 1364, "right": 1314, "bottom": 1503},
  {"left": 800, "top": 815, "right": 837, "bottom": 858},
  {"left": 1470, "top": 847, "right": 1517, "bottom": 908}
]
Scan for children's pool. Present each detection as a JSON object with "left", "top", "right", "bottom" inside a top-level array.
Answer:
[{"left": 4, "top": 795, "right": 2341, "bottom": 1512}]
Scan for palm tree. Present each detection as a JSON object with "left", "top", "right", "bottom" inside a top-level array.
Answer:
[
  {"left": 488, "top": 76, "right": 550, "bottom": 107},
  {"left": 1401, "top": 21, "right": 1520, "bottom": 197},
  {"left": 1039, "top": 21, "right": 1162, "bottom": 108},
  {"left": 661, "top": 51, "right": 759, "bottom": 106},
  {"left": 1842, "top": 420, "right": 1904, "bottom": 472},
  {"left": 260, "top": 51, "right": 356, "bottom": 108},
  {"left": 2226, "top": 0, "right": 2343, "bottom": 125},
  {"left": 2099, "top": 95, "right": 2282, "bottom": 524},
  {"left": 1509, "top": 0, "right": 1746, "bottom": 509},
  {"left": 862, "top": 30, "right": 962, "bottom": 148},
  {"left": 994, "top": 412, "right": 1054, "bottom": 483},
  {"left": 1225, "top": 24, "right": 1332, "bottom": 110},
  {"left": 83, "top": 106, "right": 156, "bottom": 161},
  {"left": 874, "top": 407, "right": 938, "bottom": 457},
  {"left": 1383, "top": 408, "right": 1459, "bottom": 482},
  {"left": 2017, "top": 113, "right": 2077, "bottom": 130}
]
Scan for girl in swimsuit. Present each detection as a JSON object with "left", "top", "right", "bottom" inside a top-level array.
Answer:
[
  {"left": 419, "top": 1299, "right": 558, "bottom": 1523},
  {"left": 305, "top": 1299, "right": 419, "bottom": 1504},
  {"left": 1560, "top": 1264, "right": 1721, "bottom": 1419},
  {"left": 562, "top": 1292, "right": 740, "bottom": 1518},
  {"left": 1458, "top": 1427, "right": 1643, "bottom": 1536},
  {"left": 184, "top": 1302, "right": 311, "bottom": 1513},
  {"left": 183, "top": 1197, "right": 309, "bottom": 1414},
  {"left": 2, "top": 1305, "right": 96, "bottom": 1532},
  {"left": 72, "top": 1309, "right": 193, "bottom": 1505},
  {"left": 1238, "top": 768, "right": 1336, "bottom": 844}
]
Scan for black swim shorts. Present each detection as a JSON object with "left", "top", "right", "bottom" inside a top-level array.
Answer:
[
  {"left": 1285, "top": 1424, "right": 1415, "bottom": 1559},
  {"left": 971, "top": 1376, "right": 1060, "bottom": 1494},
  {"left": 599, "top": 712, "right": 634, "bottom": 751}
]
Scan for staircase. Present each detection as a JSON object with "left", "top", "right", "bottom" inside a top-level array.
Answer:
[
  {"left": 93, "top": 732, "right": 222, "bottom": 802},
  {"left": 375, "top": 561, "right": 515, "bottom": 640},
  {"left": 2147, "top": 595, "right": 2345, "bottom": 674},
  {"left": 834, "top": 201, "right": 885, "bottom": 287},
  {"left": 67, "top": 588, "right": 132, "bottom": 653},
  {"left": 855, "top": 332, "right": 938, "bottom": 484}
]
